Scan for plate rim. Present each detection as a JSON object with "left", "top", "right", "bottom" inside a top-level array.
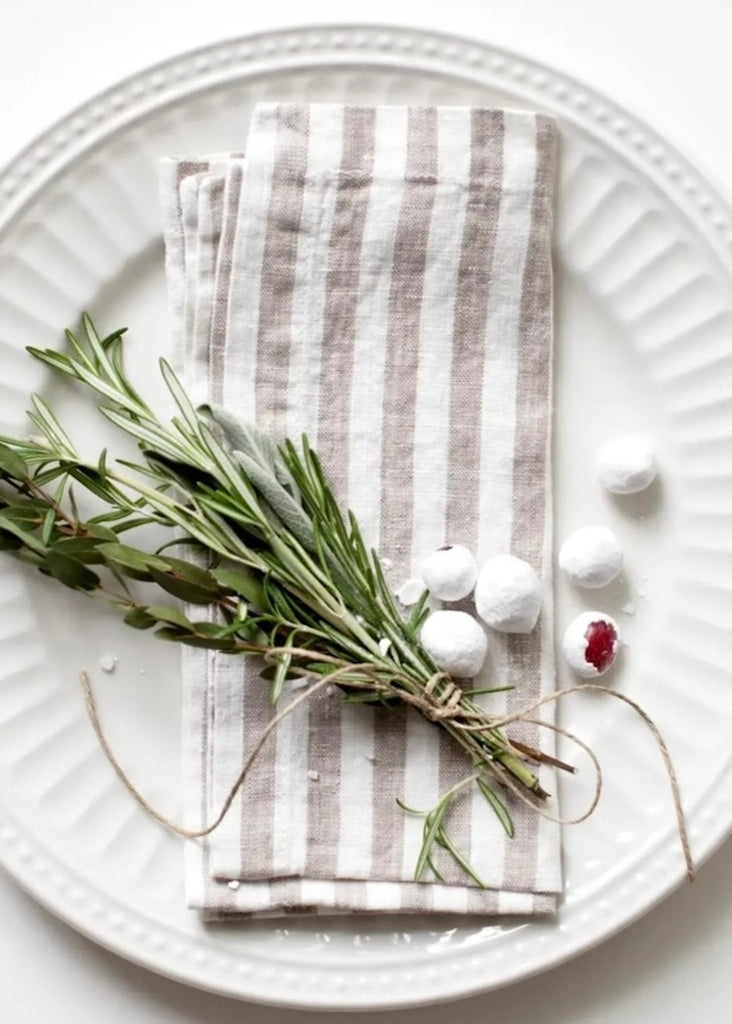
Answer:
[{"left": 1, "top": 21, "right": 732, "bottom": 1010}]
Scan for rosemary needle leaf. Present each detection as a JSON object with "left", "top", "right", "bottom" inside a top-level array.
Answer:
[
  {"left": 477, "top": 779, "right": 515, "bottom": 838},
  {"left": 415, "top": 798, "right": 451, "bottom": 881}
]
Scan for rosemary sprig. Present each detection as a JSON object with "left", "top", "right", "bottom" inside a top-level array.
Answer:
[{"left": 0, "top": 315, "right": 556, "bottom": 884}]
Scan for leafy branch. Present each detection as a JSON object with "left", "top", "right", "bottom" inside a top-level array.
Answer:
[{"left": 0, "top": 315, "right": 562, "bottom": 884}]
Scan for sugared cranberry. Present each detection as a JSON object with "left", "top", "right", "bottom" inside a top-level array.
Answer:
[
  {"left": 584, "top": 619, "right": 617, "bottom": 672},
  {"left": 562, "top": 611, "right": 620, "bottom": 678}
]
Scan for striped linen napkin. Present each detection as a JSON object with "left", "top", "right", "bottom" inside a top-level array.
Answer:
[{"left": 160, "top": 102, "right": 560, "bottom": 917}]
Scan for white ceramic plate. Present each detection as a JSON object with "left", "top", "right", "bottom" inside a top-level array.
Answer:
[{"left": 1, "top": 24, "right": 731, "bottom": 1011}]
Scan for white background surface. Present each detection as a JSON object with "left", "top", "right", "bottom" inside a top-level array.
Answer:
[{"left": 1, "top": 1, "right": 732, "bottom": 1021}]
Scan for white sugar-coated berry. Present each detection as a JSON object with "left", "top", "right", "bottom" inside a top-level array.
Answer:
[
  {"left": 558, "top": 525, "right": 622, "bottom": 588},
  {"left": 474, "top": 555, "right": 542, "bottom": 633},
  {"left": 420, "top": 544, "right": 478, "bottom": 602},
  {"left": 562, "top": 611, "right": 620, "bottom": 678},
  {"left": 420, "top": 610, "right": 488, "bottom": 678},
  {"left": 597, "top": 436, "right": 657, "bottom": 494}
]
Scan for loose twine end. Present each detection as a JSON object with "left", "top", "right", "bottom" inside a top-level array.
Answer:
[{"left": 79, "top": 669, "right": 696, "bottom": 883}]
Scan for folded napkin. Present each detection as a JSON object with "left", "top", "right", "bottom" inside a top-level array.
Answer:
[{"left": 160, "top": 102, "right": 560, "bottom": 917}]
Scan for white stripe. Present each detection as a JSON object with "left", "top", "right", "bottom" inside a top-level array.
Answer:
[
  {"left": 299, "top": 878, "right": 337, "bottom": 908},
  {"left": 190, "top": 175, "right": 224, "bottom": 401},
  {"left": 470, "top": 111, "right": 539, "bottom": 882},
  {"left": 207, "top": 109, "right": 279, "bottom": 878},
  {"left": 270, "top": 108, "right": 345, "bottom": 878},
  {"left": 364, "top": 880, "right": 403, "bottom": 911},
  {"left": 181, "top": 641, "right": 208, "bottom": 909},
  {"left": 431, "top": 883, "right": 468, "bottom": 913},
  {"left": 534, "top": 477, "right": 563, "bottom": 895},
  {"left": 223, "top": 105, "right": 280, "bottom": 414},
  {"left": 286, "top": 105, "right": 344, "bottom": 443},
  {"left": 346, "top": 105, "right": 409, "bottom": 542},
  {"left": 228, "top": 880, "right": 272, "bottom": 913},
  {"left": 402, "top": 106, "right": 472, "bottom": 879},
  {"left": 179, "top": 172, "right": 205, "bottom": 386},
  {"left": 497, "top": 889, "right": 536, "bottom": 914},
  {"left": 336, "top": 106, "right": 409, "bottom": 879},
  {"left": 477, "top": 111, "right": 539, "bottom": 558},
  {"left": 159, "top": 159, "right": 189, "bottom": 371}
]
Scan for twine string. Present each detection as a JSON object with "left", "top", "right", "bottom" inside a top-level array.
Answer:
[{"left": 80, "top": 660, "right": 695, "bottom": 881}]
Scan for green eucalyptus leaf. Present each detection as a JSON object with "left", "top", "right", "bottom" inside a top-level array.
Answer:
[
  {"left": 0, "top": 501, "right": 47, "bottom": 527},
  {"left": 210, "top": 567, "right": 265, "bottom": 607},
  {"left": 146, "top": 605, "right": 194, "bottom": 630},
  {"left": 147, "top": 556, "right": 221, "bottom": 604},
  {"left": 97, "top": 541, "right": 168, "bottom": 581},
  {"left": 155, "top": 556, "right": 218, "bottom": 589},
  {"left": 148, "top": 568, "right": 219, "bottom": 604},
  {"left": 188, "top": 621, "right": 228, "bottom": 638},
  {"left": 50, "top": 536, "right": 107, "bottom": 564},
  {"left": 0, "top": 443, "right": 27, "bottom": 480},
  {"left": 154, "top": 626, "right": 235, "bottom": 651},
  {"left": 43, "top": 550, "right": 100, "bottom": 591},
  {"left": 123, "top": 606, "right": 156, "bottom": 629},
  {"left": 0, "top": 515, "right": 47, "bottom": 554},
  {"left": 0, "top": 530, "right": 22, "bottom": 551}
]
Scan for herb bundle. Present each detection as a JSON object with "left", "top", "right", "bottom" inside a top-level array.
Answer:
[{"left": 0, "top": 316, "right": 568, "bottom": 885}]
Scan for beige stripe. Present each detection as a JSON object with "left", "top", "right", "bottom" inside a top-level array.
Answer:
[
  {"left": 239, "top": 105, "right": 310, "bottom": 876},
  {"left": 304, "top": 106, "right": 377, "bottom": 879},
  {"left": 502, "top": 115, "right": 556, "bottom": 894},
  {"left": 438, "top": 109, "right": 504, "bottom": 884},
  {"left": 401, "top": 106, "right": 471, "bottom": 883},
  {"left": 371, "top": 106, "right": 439, "bottom": 881},
  {"left": 469, "top": 111, "right": 540, "bottom": 889},
  {"left": 254, "top": 104, "right": 310, "bottom": 432},
  {"left": 209, "top": 161, "right": 243, "bottom": 402},
  {"left": 466, "top": 887, "right": 500, "bottom": 913},
  {"left": 445, "top": 109, "right": 504, "bottom": 539}
]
